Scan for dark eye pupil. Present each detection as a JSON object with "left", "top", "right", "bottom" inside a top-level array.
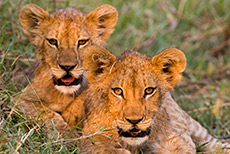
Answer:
[
  {"left": 80, "top": 40, "right": 85, "bottom": 44},
  {"left": 112, "top": 88, "right": 123, "bottom": 96},
  {"left": 144, "top": 87, "right": 156, "bottom": 97},
  {"left": 50, "top": 39, "right": 56, "bottom": 44},
  {"left": 116, "top": 89, "right": 121, "bottom": 94},
  {"left": 47, "top": 39, "right": 58, "bottom": 46},
  {"left": 78, "top": 39, "right": 89, "bottom": 46},
  {"left": 146, "top": 88, "right": 152, "bottom": 93}
]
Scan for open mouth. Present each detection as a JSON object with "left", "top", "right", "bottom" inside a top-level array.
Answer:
[
  {"left": 53, "top": 74, "right": 83, "bottom": 86},
  {"left": 118, "top": 127, "right": 151, "bottom": 138}
]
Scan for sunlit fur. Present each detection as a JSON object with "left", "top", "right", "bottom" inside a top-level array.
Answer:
[
  {"left": 80, "top": 46, "right": 195, "bottom": 154},
  {"left": 18, "top": 4, "right": 118, "bottom": 135}
]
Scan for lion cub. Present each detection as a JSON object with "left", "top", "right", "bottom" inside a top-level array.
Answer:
[
  {"left": 18, "top": 4, "right": 117, "bottom": 135},
  {"left": 79, "top": 46, "right": 196, "bottom": 153}
]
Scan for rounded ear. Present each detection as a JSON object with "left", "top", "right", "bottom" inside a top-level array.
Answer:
[
  {"left": 83, "top": 46, "right": 116, "bottom": 83},
  {"left": 19, "top": 4, "right": 49, "bottom": 29},
  {"left": 152, "top": 48, "right": 186, "bottom": 88},
  {"left": 19, "top": 4, "right": 50, "bottom": 46},
  {"left": 85, "top": 4, "right": 118, "bottom": 46}
]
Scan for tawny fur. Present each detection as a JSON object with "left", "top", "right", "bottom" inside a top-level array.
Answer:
[
  {"left": 162, "top": 93, "right": 230, "bottom": 153},
  {"left": 17, "top": 4, "right": 118, "bottom": 135},
  {"left": 78, "top": 46, "right": 195, "bottom": 154},
  {"left": 76, "top": 46, "right": 230, "bottom": 153}
]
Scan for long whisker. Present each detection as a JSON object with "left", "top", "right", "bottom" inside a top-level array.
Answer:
[{"left": 109, "top": 61, "right": 117, "bottom": 74}]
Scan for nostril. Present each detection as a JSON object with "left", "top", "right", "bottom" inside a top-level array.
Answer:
[
  {"left": 126, "top": 117, "right": 143, "bottom": 125},
  {"left": 59, "top": 64, "right": 77, "bottom": 71}
]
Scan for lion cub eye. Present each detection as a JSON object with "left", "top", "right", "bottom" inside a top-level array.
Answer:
[
  {"left": 47, "top": 38, "right": 58, "bottom": 47},
  {"left": 78, "top": 39, "right": 89, "bottom": 47},
  {"left": 144, "top": 87, "right": 156, "bottom": 98},
  {"left": 112, "top": 88, "right": 123, "bottom": 97}
]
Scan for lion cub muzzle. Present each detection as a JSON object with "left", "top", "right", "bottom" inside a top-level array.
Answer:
[
  {"left": 117, "top": 108, "right": 152, "bottom": 146},
  {"left": 118, "top": 118, "right": 151, "bottom": 139},
  {"left": 51, "top": 49, "right": 87, "bottom": 94},
  {"left": 55, "top": 63, "right": 78, "bottom": 86},
  {"left": 53, "top": 48, "right": 83, "bottom": 86},
  {"left": 52, "top": 63, "right": 83, "bottom": 86}
]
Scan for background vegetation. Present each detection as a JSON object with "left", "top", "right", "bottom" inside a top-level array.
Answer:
[{"left": 1, "top": 0, "right": 230, "bottom": 153}]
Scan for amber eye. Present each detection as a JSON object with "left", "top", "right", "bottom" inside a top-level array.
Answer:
[
  {"left": 47, "top": 38, "right": 58, "bottom": 47},
  {"left": 144, "top": 87, "right": 156, "bottom": 98},
  {"left": 112, "top": 88, "right": 123, "bottom": 96},
  {"left": 78, "top": 39, "right": 89, "bottom": 47}
]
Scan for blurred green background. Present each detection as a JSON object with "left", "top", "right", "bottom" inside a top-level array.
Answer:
[{"left": 1, "top": 0, "right": 230, "bottom": 153}]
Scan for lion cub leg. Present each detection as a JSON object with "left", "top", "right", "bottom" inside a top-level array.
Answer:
[
  {"left": 80, "top": 133, "right": 132, "bottom": 154},
  {"left": 157, "top": 132, "right": 196, "bottom": 154},
  {"left": 19, "top": 99, "right": 78, "bottom": 138},
  {"left": 62, "top": 94, "right": 85, "bottom": 128}
]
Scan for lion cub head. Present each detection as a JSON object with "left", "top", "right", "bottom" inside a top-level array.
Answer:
[
  {"left": 19, "top": 4, "right": 117, "bottom": 94},
  {"left": 83, "top": 46, "right": 186, "bottom": 146}
]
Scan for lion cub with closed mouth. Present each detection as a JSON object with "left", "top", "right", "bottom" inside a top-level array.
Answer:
[
  {"left": 18, "top": 4, "right": 117, "bottom": 135},
  {"left": 79, "top": 46, "right": 196, "bottom": 154}
]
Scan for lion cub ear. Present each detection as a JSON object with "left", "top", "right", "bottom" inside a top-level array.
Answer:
[
  {"left": 19, "top": 4, "right": 49, "bottom": 46},
  {"left": 152, "top": 48, "right": 186, "bottom": 88},
  {"left": 83, "top": 46, "right": 116, "bottom": 84},
  {"left": 85, "top": 5, "right": 118, "bottom": 46}
]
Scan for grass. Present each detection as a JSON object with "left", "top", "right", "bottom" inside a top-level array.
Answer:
[{"left": 1, "top": 0, "right": 230, "bottom": 153}]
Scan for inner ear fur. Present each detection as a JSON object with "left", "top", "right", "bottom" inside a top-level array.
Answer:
[
  {"left": 83, "top": 46, "right": 116, "bottom": 83},
  {"left": 152, "top": 48, "right": 186, "bottom": 88},
  {"left": 19, "top": 4, "right": 50, "bottom": 47},
  {"left": 85, "top": 4, "right": 118, "bottom": 46}
]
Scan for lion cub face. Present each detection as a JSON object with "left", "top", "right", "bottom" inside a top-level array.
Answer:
[
  {"left": 84, "top": 46, "right": 186, "bottom": 146},
  {"left": 19, "top": 4, "right": 117, "bottom": 94}
]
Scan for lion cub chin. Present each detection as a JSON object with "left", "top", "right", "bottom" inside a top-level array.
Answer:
[
  {"left": 79, "top": 46, "right": 195, "bottom": 154},
  {"left": 18, "top": 4, "right": 118, "bottom": 135}
]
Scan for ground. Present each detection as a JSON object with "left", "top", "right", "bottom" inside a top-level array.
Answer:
[{"left": 0, "top": 0, "right": 230, "bottom": 153}]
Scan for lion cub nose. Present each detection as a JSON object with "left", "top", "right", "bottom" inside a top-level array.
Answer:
[
  {"left": 59, "top": 64, "right": 76, "bottom": 71},
  {"left": 126, "top": 117, "right": 143, "bottom": 125}
]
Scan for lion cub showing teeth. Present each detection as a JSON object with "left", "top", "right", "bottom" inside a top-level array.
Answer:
[
  {"left": 79, "top": 46, "right": 196, "bottom": 154},
  {"left": 18, "top": 4, "right": 117, "bottom": 135}
]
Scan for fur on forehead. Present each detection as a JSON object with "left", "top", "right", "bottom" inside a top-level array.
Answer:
[
  {"left": 51, "top": 8, "right": 84, "bottom": 20},
  {"left": 117, "top": 49, "right": 151, "bottom": 62},
  {"left": 112, "top": 49, "right": 152, "bottom": 71}
]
